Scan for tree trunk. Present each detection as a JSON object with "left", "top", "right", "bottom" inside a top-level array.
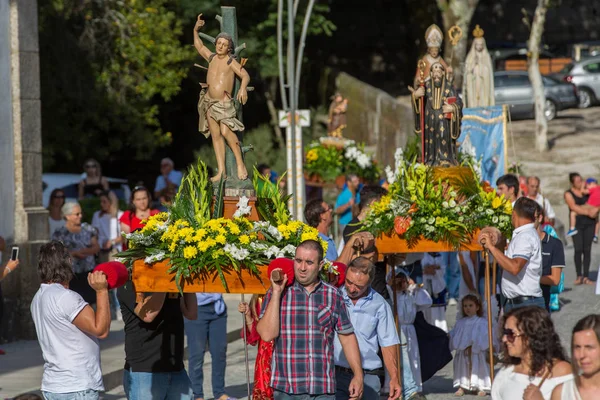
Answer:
[
  {"left": 266, "top": 77, "right": 285, "bottom": 147},
  {"left": 528, "top": 0, "right": 550, "bottom": 152},
  {"left": 437, "top": 0, "right": 480, "bottom": 89}
]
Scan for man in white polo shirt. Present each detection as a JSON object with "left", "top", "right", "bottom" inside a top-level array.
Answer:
[{"left": 480, "top": 197, "right": 544, "bottom": 312}]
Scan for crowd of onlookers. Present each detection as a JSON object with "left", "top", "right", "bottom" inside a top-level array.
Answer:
[{"left": 1, "top": 160, "right": 599, "bottom": 400}]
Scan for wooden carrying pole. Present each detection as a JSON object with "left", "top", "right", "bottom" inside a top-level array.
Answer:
[
  {"left": 418, "top": 61, "right": 426, "bottom": 163},
  {"left": 492, "top": 259, "right": 498, "bottom": 295},
  {"left": 483, "top": 251, "right": 495, "bottom": 381},
  {"left": 241, "top": 294, "right": 252, "bottom": 399},
  {"left": 389, "top": 262, "right": 404, "bottom": 392}
]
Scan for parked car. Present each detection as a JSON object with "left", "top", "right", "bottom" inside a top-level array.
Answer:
[
  {"left": 494, "top": 71, "right": 578, "bottom": 121},
  {"left": 42, "top": 173, "right": 131, "bottom": 208},
  {"left": 555, "top": 56, "right": 600, "bottom": 108}
]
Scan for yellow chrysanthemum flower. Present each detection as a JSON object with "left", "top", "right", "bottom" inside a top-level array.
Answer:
[
  {"left": 306, "top": 149, "right": 318, "bottom": 162},
  {"left": 192, "top": 228, "right": 207, "bottom": 242},
  {"left": 216, "top": 234, "right": 226, "bottom": 245},
  {"left": 301, "top": 231, "right": 318, "bottom": 242},
  {"left": 239, "top": 235, "right": 250, "bottom": 245},
  {"left": 183, "top": 246, "right": 198, "bottom": 259},
  {"left": 229, "top": 223, "right": 241, "bottom": 235},
  {"left": 319, "top": 239, "right": 329, "bottom": 254},
  {"left": 211, "top": 249, "right": 224, "bottom": 260}
]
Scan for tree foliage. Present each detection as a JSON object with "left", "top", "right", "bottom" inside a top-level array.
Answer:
[{"left": 40, "top": 0, "right": 194, "bottom": 169}]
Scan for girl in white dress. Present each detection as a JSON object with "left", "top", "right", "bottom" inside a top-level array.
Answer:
[
  {"left": 492, "top": 306, "right": 573, "bottom": 400},
  {"left": 449, "top": 294, "right": 491, "bottom": 396},
  {"left": 389, "top": 270, "right": 433, "bottom": 392}
]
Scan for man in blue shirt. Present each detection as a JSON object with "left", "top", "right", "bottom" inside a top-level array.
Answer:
[
  {"left": 333, "top": 257, "right": 401, "bottom": 400},
  {"left": 304, "top": 198, "right": 338, "bottom": 261},
  {"left": 335, "top": 174, "right": 360, "bottom": 234},
  {"left": 154, "top": 158, "right": 183, "bottom": 199}
]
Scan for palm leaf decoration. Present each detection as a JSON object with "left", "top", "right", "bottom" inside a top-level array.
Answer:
[
  {"left": 212, "top": 175, "right": 226, "bottom": 219},
  {"left": 171, "top": 160, "right": 212, "bottom": 227},
  {"left": 253, "top": 168, "right": 292, "bottom": 226}
]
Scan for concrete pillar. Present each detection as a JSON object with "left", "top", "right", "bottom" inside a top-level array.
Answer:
[{"left": 0, "top": 0, "right": 48, "bottom": 341}]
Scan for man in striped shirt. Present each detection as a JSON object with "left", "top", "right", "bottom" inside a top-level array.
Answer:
[{"left": 257, "top": 240, "right": 364, "bottom": 399}]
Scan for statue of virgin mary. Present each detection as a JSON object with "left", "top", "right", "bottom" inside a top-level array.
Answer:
[{"left": 462, "top": 25, "right": 495, "bottom": 108}]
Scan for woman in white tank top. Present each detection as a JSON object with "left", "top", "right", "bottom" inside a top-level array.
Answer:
[
  {"left": 491, "top": 306, "right": 573, "bottom": 399},
  {"left": 551, "top": 315, "right": 600, "bottom": 400}
]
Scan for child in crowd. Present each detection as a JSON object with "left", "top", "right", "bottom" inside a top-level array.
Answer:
[
  {"left": 387, "top": 269, "right": 433, "bottom": 393},
  {"left": 567, "top": 177, "right": 600, "bottom": 242},
  {"left": 421, "top": 252, "right": 448, "bottom": 332},
  {"left": 449, "top": 294, "right": 491, "bottom": 397},
  {"left": 239, "top": 294, "right": 274, "bottom": 400}
]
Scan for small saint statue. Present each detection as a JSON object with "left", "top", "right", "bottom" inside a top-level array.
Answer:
[
  {"left": 411, "top": 62, "right": 463, "bottom": 167},
  {"left": 194, "top": 13, "right": 251, "bottom": 182},
  {"left": 414, "top": 24, "right": 452, "bottom": 88},
  {"left": 462, "top": 25, "right": 495, "bottom": 108},
  {"left": 327, "top": 92, "right": 348, "bottom": 138}
]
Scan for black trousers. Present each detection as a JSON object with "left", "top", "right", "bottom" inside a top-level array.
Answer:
[{"left": 573, "top": 224, "right": 595, "bottom": 278}]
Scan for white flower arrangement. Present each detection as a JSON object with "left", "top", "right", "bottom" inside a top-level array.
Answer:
[
  {"left": 233, "top": 196, "right": 252, "bottom": 218},
  {"left": 344, "top": 144, "right": 372, "bottom": 169},
  {"left": 144, "top": 251, "right": 166, "bottom": 264},
  {"left": 385, "top": 148, "right": 405, "bottom": 184}
]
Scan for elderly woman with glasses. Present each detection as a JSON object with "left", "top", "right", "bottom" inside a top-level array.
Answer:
[
  {"left": 492, "top": 306, "right": 573, "bottom": 400},
  {"left": 78, "top": 158, "right": 109, "bottom": 200},
  {"left": 52, "top": 202, "right": 101, "bottom": 304}
]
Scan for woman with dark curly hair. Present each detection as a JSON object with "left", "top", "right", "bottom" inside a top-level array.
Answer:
[{"left": 491, "top": 306, "right": 573, "bottom": 400}]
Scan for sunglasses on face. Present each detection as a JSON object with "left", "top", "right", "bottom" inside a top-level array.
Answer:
[
  {"left": 503, "top": 328, "right": 524, "bottom": 343},
  {"left": 53, "top": 195, "right": 65, "bottom": 199},
  {"left": 85, "top": 164, "right": 97, "bottom": 169}
]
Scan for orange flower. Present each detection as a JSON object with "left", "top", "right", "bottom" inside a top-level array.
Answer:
[
  {"left": 408, "top": 203, "right": 418, "bottom": 214},
  {"left": 394, "top": 215, "right": 412, "bottom": 235},
  {"left": 481, "top": 181, "right": 494, "bottom": 193}
]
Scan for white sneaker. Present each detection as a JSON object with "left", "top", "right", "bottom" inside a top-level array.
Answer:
[{"left": 448, "top": 298, "right": 458, "bottom": 306}]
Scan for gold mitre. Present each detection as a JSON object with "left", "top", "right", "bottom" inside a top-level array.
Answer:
[
  {"left": 473, "top": 25, "right": 485, "bottom": 39},
  {"left": 425, "top": 24, "right": 443, "bottom": 48}
]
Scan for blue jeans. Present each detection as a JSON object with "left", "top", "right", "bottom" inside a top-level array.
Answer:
[
  {"left": 109, "top": 288, "right": 120, "bottom": 319},
  {"left": 442, "top": 252, "right": 461, "bottom": 300},
  {"left": 503, "top": 296, "right": 546, "bottom": 313},
  {"left": 335, "top": 369, "right": 380, "bottom": 400},
  {"left": 400, "top": 330, "right": 418, "bottom": 398},
  {"left": 185, "top": 303, "right": 228, "bottom": 399},
  {"left": 42, "top": 390, "right": 99, "bottom": 400},
  {"left": 274, "top": 390, "right": 335, "bottom": 400},
  {"left": 123, "top": 369, "right": 193, "bottom": 400}
]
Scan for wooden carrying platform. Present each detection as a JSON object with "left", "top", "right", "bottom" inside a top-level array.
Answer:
[
  {"left": 377, "top": 233, "right": 482, "bottom": 254},
  {"left": 132, "top": 260, "right": 270, "bottom": 294},
  {"left": 131, "top": 195, "right": 268, "bottom": 293}
]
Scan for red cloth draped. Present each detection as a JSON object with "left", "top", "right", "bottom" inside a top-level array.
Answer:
[{"left": 241, "top": 297, "right": 274, "bottom": 399}]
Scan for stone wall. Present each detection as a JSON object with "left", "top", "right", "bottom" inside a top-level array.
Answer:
[
  {"left": 335, "top": 72, "right": 413, "bottom": 169},
  {"left": 0, "top": 0, "right": 47, "bottom": 342}
]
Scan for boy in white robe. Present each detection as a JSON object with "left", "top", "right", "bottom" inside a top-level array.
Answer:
[
  {"left": 421, "top": 252, "right": 448, "bottom": 332},
  {"left": 386, "top": 270, "right": 432, "bottom": 393}
]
